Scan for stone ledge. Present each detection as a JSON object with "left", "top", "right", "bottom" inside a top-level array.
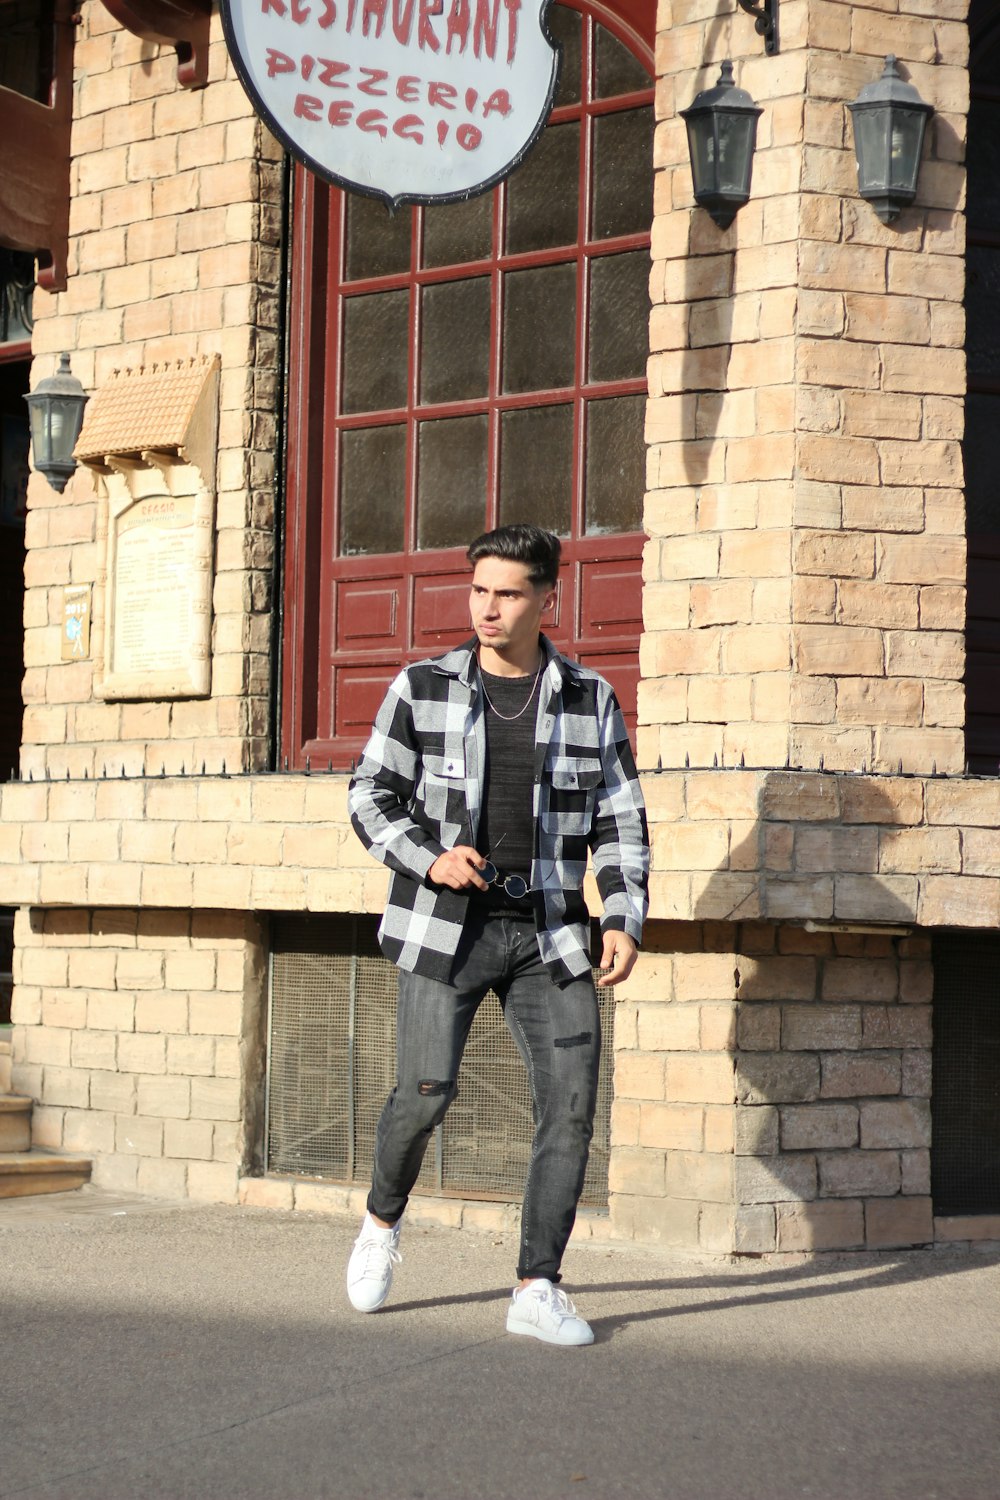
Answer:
[
  {"left": 237, "top": 1175, "right": 616, "bottom": 1244},
  {"left": 0, "top": 769, "right": 995, "bottom": 927}
]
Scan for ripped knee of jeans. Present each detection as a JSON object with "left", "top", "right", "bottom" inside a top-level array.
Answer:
[{"left": 418, "top": 1079, "right": 453, "bottom": 1097}]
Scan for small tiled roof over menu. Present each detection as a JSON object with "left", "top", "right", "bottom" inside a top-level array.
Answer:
[{"left": 75, "top": 355, "right": 220, "bottom": 463}]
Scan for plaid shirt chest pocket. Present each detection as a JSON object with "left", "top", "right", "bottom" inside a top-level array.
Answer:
[
  {"left": 539, "top": 754, "right": 604, "bottom": 835},
  {"left": 415, "top": 750, "right": 467, "bottom": 828}
]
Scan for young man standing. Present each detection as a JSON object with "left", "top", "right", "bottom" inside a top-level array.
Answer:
[{"left": 347, "top": 524, "right": 649, "bottom": 1347}]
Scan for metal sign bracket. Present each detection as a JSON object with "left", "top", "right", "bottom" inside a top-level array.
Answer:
[{"left": 736, "top": 0, "right": 779, "bottom": 56}]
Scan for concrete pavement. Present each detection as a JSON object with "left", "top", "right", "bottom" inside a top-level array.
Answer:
[{"left": 1, "top": 1187, "right": 998, "bottom": 1500}]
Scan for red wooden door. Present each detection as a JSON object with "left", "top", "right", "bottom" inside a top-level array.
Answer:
[{"left": 281, "top": 0, "right": 653, "bottom": 769}]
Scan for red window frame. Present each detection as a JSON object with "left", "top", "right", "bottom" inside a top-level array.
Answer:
[{"left": 281, "top": 0, "right": 655, "bottom": 770}]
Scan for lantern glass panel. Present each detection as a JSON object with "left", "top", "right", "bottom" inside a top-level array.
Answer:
[
  {"left": 853, "top": 108, "right": 891, "bottom": 191},
  {"left": 716, "top": 113, "right": 755, "bottom": 195},
  {"left": 686, "top": 117, "right": 719, "bottom": 196},
  {"left": 889, "top": 107, "right": 926, "bottom": 193}
]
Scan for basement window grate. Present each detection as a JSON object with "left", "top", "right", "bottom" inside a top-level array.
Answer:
[
  {"left": 266, "top": 914, "right": 614, "bottom": 1207},
  {"left": 931, "top": 931, "right": 1000, "bottom": 1216}
]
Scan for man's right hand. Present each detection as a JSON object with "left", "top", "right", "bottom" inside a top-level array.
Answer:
[{"left": 428, "top": 846, "right": 490, "bottom": 892}]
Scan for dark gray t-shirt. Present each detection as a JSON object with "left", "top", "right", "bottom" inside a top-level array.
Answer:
[{"left": 473, "top": 665, "right": 540, "bottom": 913}]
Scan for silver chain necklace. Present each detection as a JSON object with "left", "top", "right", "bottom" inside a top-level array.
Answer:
[{"left": 479, "top": 657, "right": 543, "bottom": 722}]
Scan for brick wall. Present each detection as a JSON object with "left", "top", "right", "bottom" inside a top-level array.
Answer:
[
  {"left": 9, "top": 906, "right": 266, "bottom": 1201},
  {"left": 24, "top": 2, "right": 280, "bottom": 781},
  {"left": 642, "top": 1, "right": 969, "bottom": 776},
  {"left": 610, "top": 919, "right": 933, "bottom": 1254}
]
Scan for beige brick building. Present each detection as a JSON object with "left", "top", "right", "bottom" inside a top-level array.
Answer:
[{"left": 0, "top": 0, "right": 997, "bottom": 1254}]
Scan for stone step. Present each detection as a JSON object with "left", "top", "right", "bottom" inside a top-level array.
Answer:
[
  {"left": 0, "top": 1095, "right": 32, "bottom": 1153},
  {"left": 0, "top": 1151, "right": 92, "bottom": 1200}
]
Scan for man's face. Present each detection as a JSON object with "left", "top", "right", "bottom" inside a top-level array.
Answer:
[{"left": 469, "top": 557, "right": 555, "bottom": 661}]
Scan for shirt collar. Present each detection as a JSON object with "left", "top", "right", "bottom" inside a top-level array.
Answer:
[{"left": 433, "top": 634, "right": 570, "bottom": 691}]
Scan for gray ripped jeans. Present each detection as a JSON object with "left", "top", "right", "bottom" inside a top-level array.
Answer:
[{"left": 368, "top": 907, "right": 600, "bottom": 1282}]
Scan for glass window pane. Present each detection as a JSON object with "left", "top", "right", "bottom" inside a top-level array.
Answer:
[
  {"left": 591, "top": 107, "right": 654, "bottom": 240},
  {"left": 345, "top": 195, "right": 412, "bottom": 281},
  {"left": 340, "top": 426, "right": 406, "bottom": 554},
  {"left": 589, "top": 250, "right": 649, "bottom": 383},
  {"left": 417, "top": 415, "right": 488, "bottom": 549},
  {"left": 506, "top": 122, "right": 580, "bottom": 255},
  {"left": 502, "top": 263, "right": 577, "bottom": 394},
  {"left": 595, "top": 25, "right": 650, "bottom": 99},
  {"left": 422, "top": 194, "right": 493, "bottom": 268},
  {"left": 586, "top": 395, "right": 644, "bottom": 534},
  {"left": 420, "top": 279, "right": 491, "bottom": 405},
  {"left": 500, "top": 405, "right": 573, "bottom": 535},
  {"left": 342, "top": 290, "right": 409, "bottom": 414},
  {"left": 549, "top": 3, "right": 582, "bottom": 107}
]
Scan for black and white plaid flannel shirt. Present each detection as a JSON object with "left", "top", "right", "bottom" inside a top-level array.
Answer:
[{"left": 349, "top": 635, "right": 649, "bottom": 983}]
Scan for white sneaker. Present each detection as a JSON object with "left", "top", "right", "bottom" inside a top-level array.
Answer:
[
  {"left": 346, "top": 1213, "right": 402, "bottom": 1313},
  {"left": 506, "top": 1278, "right": 595, "bottom": 1346}
]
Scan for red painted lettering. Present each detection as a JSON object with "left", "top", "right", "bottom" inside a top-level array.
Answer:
[
  {"left": 346, "top": 0, "right": 360, "bottom": 31},
  {"left": 318, "top": 0, "right": 337, "bottom": 22},
  {"left": 291, "top": 0, "right": 312, "bottom": 19},
  {"left": 358, "top": 66, "right": 389, "bottom": 95},
  {"left": 294, "top": 93, "right": 323, "bottom": 120},
  {"left": 444, "top": 0, "right": 469, "bottom": 54},
  {"left": 397, "top": 75, "right": 420, "bottom": 101},
  {"left": 418, "top": 0, "right": 442, "bottom": 52},
  {"left": 437, "top": 119, "right": 449, "bottom": 145},
  {"left": 482, "top": 87, "right": 511, "bottom": 117},
  {"left": 357, "top": 108, "right": 388, "bottom": 137},
  {"left": 392, "top": 0, "right": 416, "bottom": 44},
  {"left": 503, "top": 0, "right": 520, "bottom": 62},
  {"left": 265, "top": 48, "right": 296, "bottom": 78},
  {"left": 262, "top": 0, "right": 287, "bottom": 14},
  {"left": 301, "top": 54, "right": 316, "bottom": 80},
  {"left": 394, "top": 114, "right": 425, "bottom": 142},
  {"left": 456, "top": 122, "right": 482, "bottom": 150},
  {"left": 328, "top": 99, "right": 354, "bottom": 124},
  {"left": 317, "top": 57, "right": 350, "bottom": 85},
  {"left": 472, "top": 0, "right": 499, "bottom": 60},
  {"left": 362, "top": 0, "right": 388, "bottom": 35},
  {"left": 428, "top": 80, "right": 457, "bottom": 109},
  {"left": 464, "top": 87, "right": 478, "bottom": 111}
]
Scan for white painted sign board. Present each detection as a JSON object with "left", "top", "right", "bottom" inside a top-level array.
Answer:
[{"left": 221, "top": 0, "right": 559, "bottom": 206}]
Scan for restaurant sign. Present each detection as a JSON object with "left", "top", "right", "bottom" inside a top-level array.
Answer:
[{"left": 221, "top": 0, "right": 559, "bottom": 206}]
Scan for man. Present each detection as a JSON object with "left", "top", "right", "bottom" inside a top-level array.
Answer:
[{"left": 346, "top": 524, "right": 649, "bottom": 1347}]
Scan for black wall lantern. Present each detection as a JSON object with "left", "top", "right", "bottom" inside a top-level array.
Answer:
[
  {"left": 681, "top": 61, "right": 763, "bottom": 230},
  {"left": 848, "top": 55, "right": 934, "bottom": 224},
  {"left": 24, "top": 352, "right": 88, "bottom": 494}
]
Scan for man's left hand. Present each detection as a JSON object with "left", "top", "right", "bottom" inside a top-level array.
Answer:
[{"left": 596, "top": 930, "right": 638, "bottom": 988}]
